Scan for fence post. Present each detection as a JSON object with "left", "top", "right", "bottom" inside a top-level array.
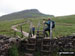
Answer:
[
  {"left": 20, "top": 25, "right": 23, "bottom": 38},
  {"left": 50, "top": 22, "right": 53, "bottom": 39}
]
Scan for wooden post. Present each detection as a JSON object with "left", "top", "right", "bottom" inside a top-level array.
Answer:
[
  {"left": 29, "top": 22, "right": 33, "bottom": 38},
  {"left": 43, "top": 23, "right": 45, "bottom": 37},
  {"left": 50, "top": 22, "right": 52, "bottom": 39},
  {"left": 14, "top": 31, "right": 16, "bottom": 37},
  {"left": 36, "top": 21, "right": 40, "bottom": 37},
  {"left": 20, "top": 25, "right": 23, "bottom": 38}
]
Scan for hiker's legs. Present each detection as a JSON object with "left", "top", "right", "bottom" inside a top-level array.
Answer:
[
  {"left": 44, "top": 28, "right": 49, "bottom": 37},
  {"left": 48, "top": 29, "right": 50, "bottom": 36},
  {"left": 33, "top": 30, "right": 35, "bottom": 35}
]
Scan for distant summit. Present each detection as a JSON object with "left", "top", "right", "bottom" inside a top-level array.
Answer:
[
  {"left": 0, "top": 9, "right": 54, "bottom": 20},
  {"left": 22, "top": 9, "right": 41, "bottom": 13}
]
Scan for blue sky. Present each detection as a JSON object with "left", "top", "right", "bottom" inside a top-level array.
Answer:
[{"left": 0, "top": 0, "right": 75, "bottom": 16}]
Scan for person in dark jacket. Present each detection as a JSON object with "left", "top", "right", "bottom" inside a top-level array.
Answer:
[
  {"left": 32, "top": 25, "right": 35, "bottom": 36},
  {"left": 43, "top": 18, "right": 55, "bottom": 37}
]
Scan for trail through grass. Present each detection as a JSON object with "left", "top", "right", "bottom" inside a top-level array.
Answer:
[{"left": 0, "top": 16, "right": 75, "bottom": 37}]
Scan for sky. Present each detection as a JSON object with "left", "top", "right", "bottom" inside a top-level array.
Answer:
[{"left": 0, "top": 0, "right": 75, "bottom": 16}]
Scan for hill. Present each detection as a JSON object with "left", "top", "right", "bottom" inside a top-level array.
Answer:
[
  {"left": 55, "top": 15, "right": 75, "bottom": 24},
  {"left": 0, "top": 9, "right": 54, "bottom": 20}
]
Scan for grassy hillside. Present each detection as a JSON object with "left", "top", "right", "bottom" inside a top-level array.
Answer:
[
  {"left": 55, "top": 15, "right": 75, "bottom": 24},
  {"left": 17, "top": 15, "right": 75, "bottom": 37},
  {"left": 52, "top": 15, "right": 75, "bottom": 37},
  {"left": 0, "top": 9, "right": 54, "bottom": 20},
  {"left": 0, "top": 19, "right": 25, "bottom": 36},
  {"left": 0, "top": 15, "right": 75, "bottom": 37}
]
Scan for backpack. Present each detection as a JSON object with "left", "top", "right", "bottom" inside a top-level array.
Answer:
[
  {"left": 52, "top": 21, "right": 55, "bottom": 28},
  {"left": 45, "top": 20, "right": 55, "bottom": 29}
]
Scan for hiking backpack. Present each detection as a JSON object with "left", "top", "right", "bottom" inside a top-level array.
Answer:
[{"left": 52, "top": 21, "right": 55, "bottom": 28}]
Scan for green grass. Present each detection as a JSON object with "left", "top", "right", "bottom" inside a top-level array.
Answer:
[
  {"left": 52, "top": 16, "right": 75, "bottom": 37},
  {"left": 0, "top": 15, "right": 75, "bottom": 38},
  {"left": 19, "top": 16, "right": 75, "bottom": 37},
  {"left": 8, "top": 44, "right": 19, "bottom": 56},
  {"left": 0, "top": 19, "right": 26, "bottom": 37}
]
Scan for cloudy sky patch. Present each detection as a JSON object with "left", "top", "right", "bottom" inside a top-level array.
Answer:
[{"left": 0, "top": 0, "right": 75, "bottom": 16}]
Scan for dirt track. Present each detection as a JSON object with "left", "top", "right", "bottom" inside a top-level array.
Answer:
[
  {"left": 11, "top": 24, "right": 29, "bottom": 37},
  {"left": 11, "top": 23, "right": 36, "bottom": 38}
]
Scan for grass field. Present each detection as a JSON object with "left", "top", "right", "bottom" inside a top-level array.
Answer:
[
  {"left": 18, "top": 16, "right": 75, "bottom": 37},
  {"left": 0, "top": 15, "right": 75, "bottom": 38},
  {"left": 0, "top": 19, "right": 25, "bottom": 37}
]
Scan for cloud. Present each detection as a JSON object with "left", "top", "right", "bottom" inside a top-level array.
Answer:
[
  {"left": 0, "top": 0, "right": 75, "bottom": 16},
  {"left": 0, "top": 12, "right": 7, "bottom": 16}
]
